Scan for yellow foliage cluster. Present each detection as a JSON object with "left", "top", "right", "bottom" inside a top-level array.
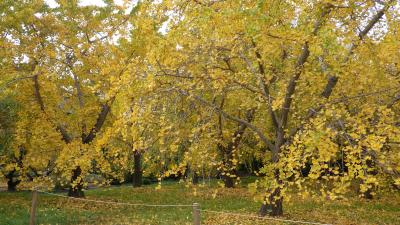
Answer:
[{"left": 0, "top": 0, "right": 399, "bottom": 215}]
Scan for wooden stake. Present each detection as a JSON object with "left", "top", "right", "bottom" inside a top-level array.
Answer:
[
  {"left": 29, "top": 190, "right": 38, "bottom": 225},
  {"left": 193, "top": 203, "right": 200, "bottom": 225}
]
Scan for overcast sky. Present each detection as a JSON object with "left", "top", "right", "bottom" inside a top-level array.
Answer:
[
  {"left": 44, "top": 0, "right": 168, "bottom": 34},
  {"left": 44, "top": 0, "right": 126, "bottom": 8}
]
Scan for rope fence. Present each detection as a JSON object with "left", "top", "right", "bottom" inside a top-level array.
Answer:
[
  {"left": 200, "top": 209, "right": 332, "bottom": 225},
  {"left": 29, "top": 189, "right": 333, "bottom": 225},
  {"left": 36, "top": 190, "right": 193, "bottom": 207}
]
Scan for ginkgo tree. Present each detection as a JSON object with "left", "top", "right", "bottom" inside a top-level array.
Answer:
[
  {"left": 0, "top": 0, "right": 142, "bottom": 197},
  {"left": 147, "top": 0, "right": 400, "bottom": 216}
]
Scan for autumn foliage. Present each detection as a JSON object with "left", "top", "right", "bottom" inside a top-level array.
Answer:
[{"left": 1, "top": 0, "right": 400, "bottom": 217}]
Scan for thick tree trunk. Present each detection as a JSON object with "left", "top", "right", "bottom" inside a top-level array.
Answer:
[
  {"left": 223, "top": 175, "right": 235, "bottom": 188},
  {"left": 363, "top": 188, "right": 374, "bottom": 200},
  {"left": 132, "top": 151, "right": 142, "bottom": 187},
  {"left": 361, "top": 149, "right": 377, "bottom": 199},
  {"left": 269, "top": 186, "right": 283, "bottom": 216},
  {"left": 258, "top": 173, "right": 284, "bottom": 216},
  {"left": 260, "top": 135, "right": 284, "bottom": 216},
  {"left": 221, "top": 147, "right": 236, "bottom": 188},
  {"left": 360, "top": 178, "right": 375, "bottom": 200},
  {"left": 68, "top": 187, "right": 84, "bottom": 198},
  {"left": 268, "top": 169, "right": 284, "bottom": 216},
  {"left": 7, "top": 180, "right": 18, "bottom": 192},
  {"left": 68, "top": 166, "right": 85, "bottom": 198},
  {"left": 258, "top": 201, "right": 270, "bottom": 217},
  {"left": 6, "top": 170, "right": 20, "bottom": 192}
]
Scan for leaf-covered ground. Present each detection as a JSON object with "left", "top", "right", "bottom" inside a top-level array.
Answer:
[{"left": 0, "top": 180, "right": 399, "bottom": 225}]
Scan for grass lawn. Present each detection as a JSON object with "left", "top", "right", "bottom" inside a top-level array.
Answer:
[{"left": 0, "top": 179, "right": 399, "bottom": 225}]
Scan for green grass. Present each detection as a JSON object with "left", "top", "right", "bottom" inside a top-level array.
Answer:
[{"left": 0, "top": 180, "right": 399, "bottom": 224}]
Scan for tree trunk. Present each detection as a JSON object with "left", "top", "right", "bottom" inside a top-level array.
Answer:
[
  {"left": 363, "top": 188, "right": 374, "bottom": 200},
  {"left": 132, "top": 151, "right": 142, "bottom": 187},
  {"left": 361, "top": 149, "right": 377, "bottom": 199},
  {"left": 360, "top": 179, "right": 375, "bottom": 200},
  {"left": 259, "top": 201, "right": 269, "bottom": 217},
  {"left": 192, "top": 172, "right": 199, "bottom": 185},
  {"left": 260, "top": 134, "right": 284, "bottom": 216},
  {"left": 68, "top": 166, "right": 85, "bottom": 198},
  {"left": 269, "top": 186, "right": 283, "bottom": 216},
  {"left": 258, "top": 174, "right": 283, "bottom": 216},
  {"left": 6, "top": 170, "right": 20, "bottom": 192},
  {"left": 223, "top": 175, "right": 235, "bottom": 188},
  {"left": 269, "top": 161, "right": 284, "bottom": 216},
  {"left": 7, "top": 179, "right": 18, "bottom": 192},
  {"left": 221, "top": 146, "right": 236, "bottom": 188}
]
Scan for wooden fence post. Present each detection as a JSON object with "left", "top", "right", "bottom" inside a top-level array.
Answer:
[
  {"left": 29, "top": 190, "right": 38, "bottom": 225},
  {"left": 193, "top": 202, "right": 200, "bottom": 225}
]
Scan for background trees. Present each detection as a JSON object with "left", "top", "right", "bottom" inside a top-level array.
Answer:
[{"left": 0, "top": 95, "right": 21, "bottom": 191}]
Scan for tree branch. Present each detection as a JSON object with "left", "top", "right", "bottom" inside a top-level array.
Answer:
[
  {"left": 280, "top": 6, "right": 332, "bottom": 130},
  {"left": 322, "top": 0, "right": 394, "bottom": 98},
  {"left": 251, "top": 41, "right": 280, "bottom": 129},
  {"left": 177, "top": 89, "right": 275, "bottom": 151},
  {"left": 33, "top": 75, "right": 45, "bottom": 111},
  {"left": 32, "top": 74, "right": 72, "bottom": 143},
  {"left": 288, "top": 3, "right": 393, "bottom": 141},
  {"left": 0, "top": 75, "right": 36, "bottom": 92},
  {"left": 82, "top": 97, "right": 116, "bottom": 144}
]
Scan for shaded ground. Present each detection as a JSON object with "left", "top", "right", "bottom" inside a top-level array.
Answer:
[{"left": 0, "top": 180, "right": 399, "bottom": 224}]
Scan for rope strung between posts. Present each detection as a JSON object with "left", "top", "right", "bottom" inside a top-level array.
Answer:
[
  {"left": 36, "top": 189, "right": 193, "bottom": 207},
  {"left": 34, "top": 189, "right": 333, "bottom": 225},
  {"left": 200, "top": 209, "right": 333, "bottom": 225}
]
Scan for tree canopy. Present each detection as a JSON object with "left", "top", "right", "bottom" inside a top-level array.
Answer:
[{"left": 1, "top": 0, "right": 399, "bottom": 216}]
